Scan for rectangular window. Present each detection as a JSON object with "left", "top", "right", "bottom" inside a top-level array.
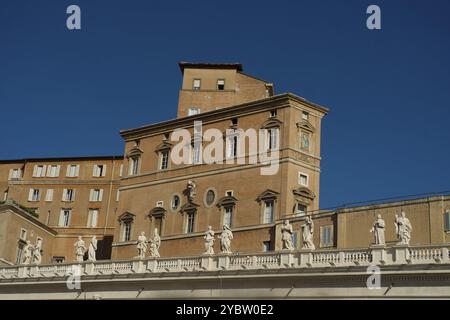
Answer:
[
  {"left": 122, "top": 222, "right": 132, "bottom": 241},
  {"left": 263, "top": 241, "right": 271, "bottom": 252},
  {"left": 156, "top": 201, "right": 164, "bottom": 207},
  {"left": 302, "top": 111, "right": 309, "bottom": 121},
  {"left": 154, "top": 217, "right": 163, "bottom": 236},
  {"left": 62, "top": 189, "right": 75, "bottom": 202},
  {"left": 87, "top": 209, "right": 99, "bottom": 228},
  {"left": 217, "top": 79, "right": 225, "bottom": 91},
  {"left": 223, "top": 207, "right": 233, "bottom": 227},
  {"left": 321, "top": 226, "right": 333, "bottom": 248},
  {"left": 188, "top": 107, "right": 200, "bottom": 116},
  {"left": 52, "top": 256, "right": 65, "bottom": 264},
  {"left": 9, "top": 168, "right": 21, "bottom": 180},
  {"left": 66, "top": 165, "right": 80, "bottom": 177},
  {"left": 225, "top": 190, "right": 234, "bottom": 197},
  {"left": 93, "top": 164, "right": 106, "bottom": 177},
  {"left": 20, "top": 228, "right": 27, "bottom": 240},
  {"left": 15, "top": 243, "right": 24, "bottom": 265},
  {"left": 296, "top": 203, "right": 307, "bottom": 216},
  {"left": 89, "top": 189, "right": 103, "bottom": 202},
  {"left": 28, "top": 189, "right": 40, "bottom": 202},
  {"left": 47, "top": 165, "right": 60, "bottom": 177},
  {"left": 160, "top": 151, "right": 169, "bottom": 170},
  {"left": 444, "top": 211, "right": 450, "bottom": 232},
  {"left": 186, "top": 213, "right": 195, "bottom": 233},
  {"left": 33, "top": 165, "right": 46, "bottom": 178},
  {"left": 58, "top": 209, "right": 71, "bottom": 227},
  {"left": 193, "top": 79, "right": 201, "bottom": 90},
  {"left": 263, "top": 200, "right": 274, "bottom": 224},
  {"left": 227, "top": 135, "right": 238, "bottom": 158},
  {"left": 45, "top": 189, "right": 54, "bottom": 202},
  {"left": 299, "top": 173, "right": 309, "bottom": 186},
  {"left": 268, "top": 128, "right": 279, "bottom": 151},
  {"left": 129, "top": 157, "right": 140, "bottom": 176},
  {"left": 270, "top": 110, "right": 277, "bottom": 118}
]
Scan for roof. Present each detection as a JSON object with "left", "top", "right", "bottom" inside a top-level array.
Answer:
[
  {"left": 178, "top": 62, "right": 243, "bottom": 73},
  {"left": 0, "top": 155, "right": 124, "bottom": 164}
]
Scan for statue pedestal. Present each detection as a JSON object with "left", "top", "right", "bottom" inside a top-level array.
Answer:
[
  {"left": 17, "top": 266, "right": 29, "bottom": 278},
  {"left": 298, "top": 249, "right": 313, "bottom": 267},
  {"left": 201, "top": 255, "right": 214, "bottom": 271},
  {"left": 393, "top": 244, "right": 410, "bottom": 264},
  {"left": 84, "top": 262, "right": 94, "bottom": 275},
  {"left": 280, "top": 250, "right": 295, "bottom": 268},
  {"left": 369, "top": 244, "right": 387, "bottom": 265},
  {"left": 147, "top": 259, "right": 157, "bottom": 273},
  {"left": 217, "top": 254, "right": 231, "bottom": 270},
  {"left": 132, "top": 260, "right": 144, "bottom": 273}
]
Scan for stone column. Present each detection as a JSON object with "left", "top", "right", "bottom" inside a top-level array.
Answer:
[
  {"left": 280, "top": 251, "right": 295, "bottom": 268},
  {"left": 84, "top": 262, "right": 95, "bottom": 275},
  {"left": 217, "top": 254, "right": 230, "bottom": 270},
  {"left": 147, "top": 259, "right": 157, "bottom": 273},
  {"left": 370, "top": 244, "right": 387, "bottom": 265},
  {"left": 201, "top": 255, "right": 214, "bottom": 271},
  {"left": 132, "top": 260, "right": 144, "bottom": 273}
]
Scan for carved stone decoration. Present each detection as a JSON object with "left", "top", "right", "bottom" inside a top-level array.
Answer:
[
  {"left": 203, "top": 226, "right": 215, "bottom": 255},
  {"left": 187, "top": 180, "right": 197, "bottom": 202},
  {"left": 370, "top": 215, "right": 386, "bottom": 245},
  {"left": 136, "top": 232, "right": 148, "bottom": 259},
  {"left": 88, "top": 236, "right": 97, "bottom": 262},
  {"left": 218, "top": 225, "right": 233, "bottom": 254},
  {"left": 302, "top": 216, "right": 315, "bottom": 250},
  {"left": 395, "top": 211, "right": 413, "bottom": 245},
  {"left": 281, "top": 220, "right": 294, "bottom": 251},
  {"left": 21, "top": 240, "right": 32, "bottom": 265},
  {"left": 149, "top": 229, "right": 161, "bottom": 258},
  {"left": 74, "top": 236, "right": 86, "bottom": 262},
  {"left": 32, "top": 238, "right": 42, "bottom": 265}
]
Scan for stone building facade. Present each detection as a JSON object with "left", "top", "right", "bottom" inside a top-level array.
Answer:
[{"left": 0, "top": 62, "right": 449, "bottom": 265}]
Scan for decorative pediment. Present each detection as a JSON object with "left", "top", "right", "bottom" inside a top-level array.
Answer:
[
  {"left": 293, "top": 187, "right": 316, "bottom": 200},
  {"left": 261, "top": 118, "right": 283, "bottom": 129},
  {"left": 216, "top": 195, "right": 238, "bottom": 208},
  {"left": 155, "top": 141, "right": 173, "bottom": 152},
  {"left": 256, "top": 189, "right": 280, "bottom": 203},
  {"left": 126, "top": 146, "right": 143, "bottom": 158},
  {"left": 148, "top": 207, "right": 167, "bottom": 218},
  {"left": 179, "top": 202, "right": 199, "bottom": 213},
  {"left": 118, "top": 211, "right": 135, "bottom": 222},
  {"left": 296, "top": 120, "right": 315, "bottom": 133}
]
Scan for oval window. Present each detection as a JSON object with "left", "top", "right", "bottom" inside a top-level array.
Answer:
[{"left": 206, "top": 190, "right": 215, "bottom": 206}]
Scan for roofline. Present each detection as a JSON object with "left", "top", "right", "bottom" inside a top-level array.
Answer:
[
  {"left": 120, "top": 93, "right": 329, "bottom": 140},
  {"left": 0, "top": 155, "right": 124, "bottom": 164},
  {"left": 0, "top": 202, "right": 58, "bottom": 236},
  {"left": 178, "top": 62, "right": 243, "bottom": 74}
]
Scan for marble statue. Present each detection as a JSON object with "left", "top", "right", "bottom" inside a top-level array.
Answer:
[
  {"left": 149, "top": 229, "right": 161, "bottom": 258},
  {"left": 88, "top": 236, "right": 97, "bottom": 262},
  {"left": 370, "top": 214, "right": 386, "bottom": 245},
  {"left": 302, "top": 216, "right": 315, "bottom": 250},
  {"left": 218, "top": 225, "right": 233, "bottom": 254},
  {"left": 74, "top": 236, "right": 86, "bottom": 262},
  {"left": 137, "top": 232, "right": 148, "bottom": 259},
  {"left": 395, "top": 211, "right": 412, "bottom": 245},
  {"left": 281, "top": 220, "right": 294, "bottom": 250},
  {"left": 32, "top": 238, "right": 42, "bottom": 265},
  {"left": 203, "top": 226, "right": 215, "bottom": 255},
  {"left": 21, "top": 240, "right": 32, "bottom": 265},
  {"left": 187, "top": 180, "right": 197, "bottom": 201}
]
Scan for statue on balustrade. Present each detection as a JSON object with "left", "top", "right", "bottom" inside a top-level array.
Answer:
[
  {"left": 395, "top": 211, "right": 413, "bottom": 245},
  {"left": 281, "top": 220, "right": 294, "bottom": 250},
  {"left": 370, "top": 214, "right": 386, "bottom": 245},
  {"left": 204, "top": 226, "right": 215, "bottom": 255},
  {"left": 32, "top": 238, "right": 42, "bottom": 265},
  {"left": 218, "top": 225, "right": 233, "bottom": 254},
  {"left": 149, "top": 229, "right": 161, "bottom": 258},
  {"left": 88, "top": 236, "right": 98, "bottom": 262},
  {"left": 302, "top": 216, "right": 315, "bottom": 250},
  {"left": 74, "top": 236, "right": 86, "bottom": 262},
  {"left": 21, "top": 240, "right": 33, "bottom": 265},
  {"left": 137, "top": 232, "right": 148, "bottom": 259}
]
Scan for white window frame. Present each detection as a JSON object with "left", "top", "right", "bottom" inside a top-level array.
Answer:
[
  {"left": 19, "top": 228, "right": 27, "bottom": 241},
  {"left": 66, "top": 164, "right": 80, "bottom": 177},
  {"left": 217, "top": 79, "right": 225, "bottom": 91},
  {"left": 263, "top": 200, "right": 274, "bottom": 224},
  {"left": 193, "top": 79, "right": 201, "bottom": 90},
  {"left": 188, "top": 107, "right": 200, "bottom": 116},
  {"left": 223, "top": 207, "right": 233, "bottom": 227},
  {"left": 89, "top": 189, "right": 103, "bottom": 202},
  {"left": 156, "top": 201, "right": 164, "bottom": 208},
  {"left": 45, "top": 189, "right": 54, "bottom": 202},
  {"left": 160, "top": 151, "right": 169, "bottom": 170},
  {"left": 87, "top": 209, "right": 99, "bottom": 228},
  {"left": 32, "top": 165, "right": 47, "bottom": 178},
  {"left": 28, "top": 189, "right": 40, "bottom": 202},
  {"left": 298, "top": 172, "right": 309, "bottom": 187},
  {"left": 93, "top": 164, "right": 106, "bottom": 177},
  {"left": 46, "top": 165, "right": 60, "bottom": 178},
  {"left": 62, "top": 189, "right": 75, "bottom": 202},
  {"left": 59, "top": 209, "right": 71, "bottom": 227}
]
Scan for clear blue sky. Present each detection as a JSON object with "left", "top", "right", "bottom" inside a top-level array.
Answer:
[{"left": 1, "top": 0, "right": 449, "bottom": 209}]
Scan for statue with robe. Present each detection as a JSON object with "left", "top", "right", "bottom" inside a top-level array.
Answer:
[
  {"left": 74, "top": 236, "right": 86, "bottom": 262},
  {"left": 281, "top": 220, "right": 294, "bottom": 250},
  {"left": 302, "top": 216, "right": 315, "bottom": 250},
  {"left": 149, "top": 229, "right": 161, "bottom": 258},
  {"left": 395, "top": 211, "right": 412, "bottom": 245},
  {"left": 370, "top": 214, "right": 386, "bottom": 245},
  {"left": 204, "top": 226, "right": 215, "bottom": 255},
  {"left": 21, "top": 240, "right": 32, "bottom": 265},
  {"left": 218, "top": 225, "right": 233, "bottom": 254},
  {"left": 137, "top": 232, "right": 148, "bottom": 259},
  {"left": 32, "top": 238, "right": 42, "bottom": 265},
  {"left": 88, "top": 236, "right": 97, "bottom": 262}
]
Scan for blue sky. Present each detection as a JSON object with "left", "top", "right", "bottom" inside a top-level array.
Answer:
[{"left": 1, "top": 0, "right": 449, "bottom": 209}]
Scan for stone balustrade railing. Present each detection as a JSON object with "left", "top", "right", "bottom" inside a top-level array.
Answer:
[{"left": 1, "top": 244, "right": 449, "bottom": 280}]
